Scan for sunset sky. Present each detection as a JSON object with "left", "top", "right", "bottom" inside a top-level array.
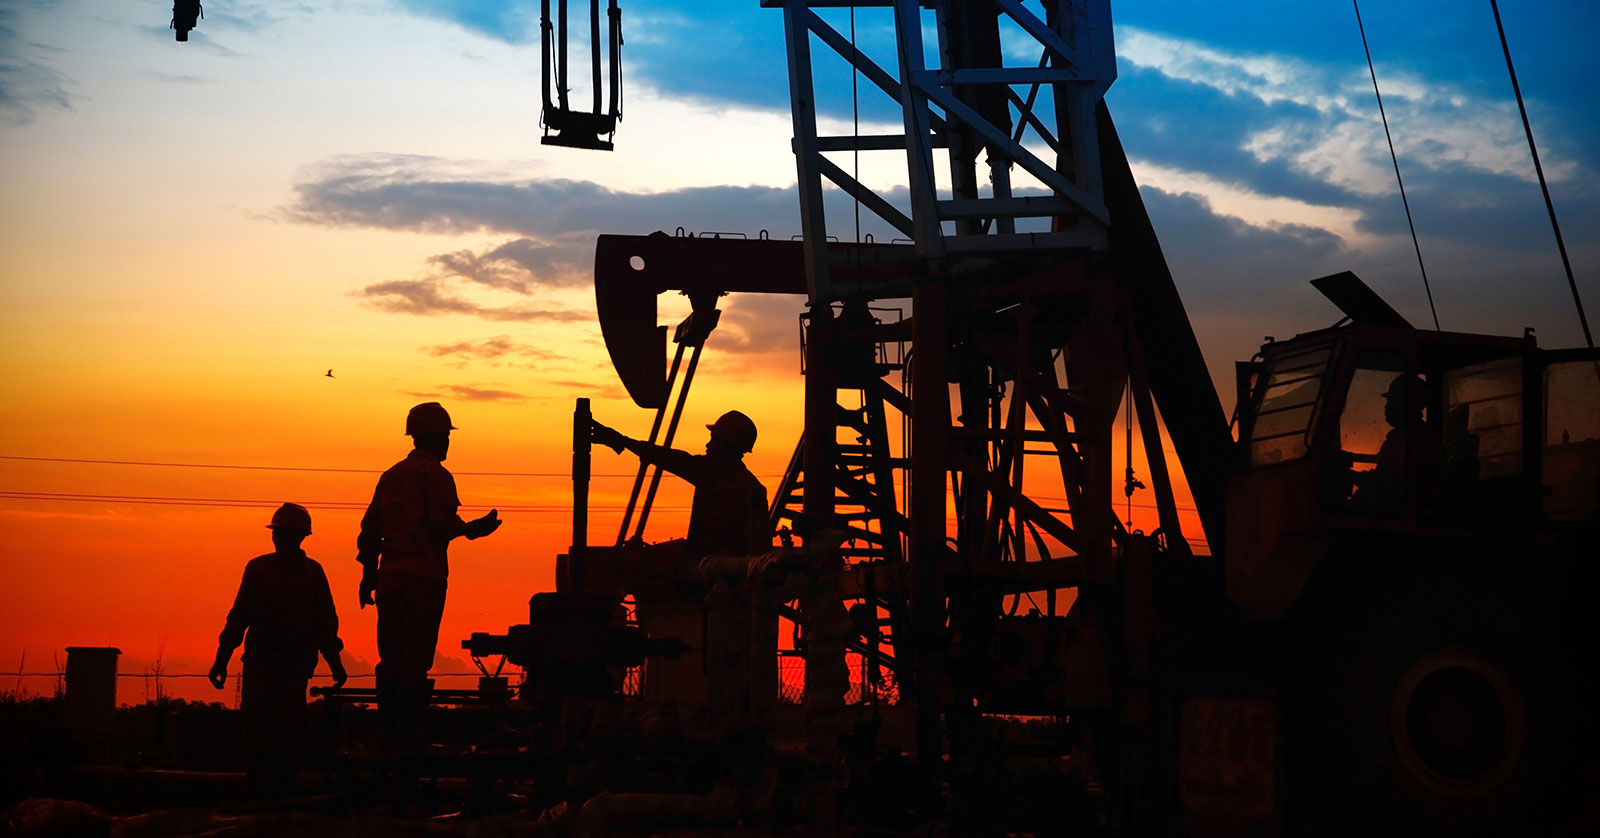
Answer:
[{"left": 2, "top": 0, "right": 1595, "bottom": 703}]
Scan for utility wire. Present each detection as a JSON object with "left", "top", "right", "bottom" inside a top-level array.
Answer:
[
  {"left": 1353, "top": 0, "right": 1441, "bottom": 331},
  {"left": 0, "top": 454, "right": 785, "bottom": 479},
  {"left": 0, "top": 455, "right": 626, "bottom": 478},
  {"left": 0, "top": 490, "right": 690, "bottom": 511},
  {"left": 8, "top": 672, "right": 490, "bottom": 679},
  {"left": 1489, "top": 0, "right": 1592, "bottom": 348}
]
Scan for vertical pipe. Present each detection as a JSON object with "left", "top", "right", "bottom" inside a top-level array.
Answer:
[
  {"left": 557, "top": 0, "right": 570, "bottom": 112},
  {"left": 909, "top": 279, "right": 949, "bottom": 769},
  {"left": 572, "top": 398, "right": 591, "bottom": 594},
  {"left": 608, "top": 1, "right": 622, "bottom": 120},
  {"left": 590, "top": 0, "right": 602, "bottom": 116},
  {"left": 804, "top": 303, "right": 837, "bottom": 532},
  {"left": 541, "top": 1, "right": 555, "bottom": 113}
]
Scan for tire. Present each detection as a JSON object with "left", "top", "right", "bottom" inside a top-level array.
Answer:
[{"left": 1286, "top": 557, "right": 1581, "bottom": 833}]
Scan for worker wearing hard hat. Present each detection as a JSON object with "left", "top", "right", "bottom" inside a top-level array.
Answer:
[
  {"left": 210, "top": 502, "right": 347, "bottom": 797},
  {"left": 591, "top": 410, "right": 769, "bottom": 562},
  {"left": 356, "top": 402, "right": 501, "bottom": 757},
  {"left": 591, "top": 411, "right": 782, "bottom": 719}
]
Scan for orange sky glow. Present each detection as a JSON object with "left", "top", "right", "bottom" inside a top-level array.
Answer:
[{"left": 5, "top": 1, "right": 1588, "bottom": 706}]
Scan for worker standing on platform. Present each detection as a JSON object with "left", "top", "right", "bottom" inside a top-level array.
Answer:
[
  {"left": 590, "top": 411, "right": 783, "bottom": 719},
  {"left": 210, "top": 502, "right": 347, "bottom": 798},
  {"left": 356, "top": 402, "right": 502, "bottom": 757}
]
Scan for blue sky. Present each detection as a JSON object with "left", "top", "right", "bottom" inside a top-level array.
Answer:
[
  {"left": 5, "top": 0, "right": 1598, "bottom": 384},
  {"left": 362, "top": 2, "right": 1600, "bottom": 364}
]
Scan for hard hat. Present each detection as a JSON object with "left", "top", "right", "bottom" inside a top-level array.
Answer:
[
  {"left": 1384, "top": 374, "right": 1420, "bottom": 399},
  {"left": 406, "top": 402, "right": 457, "bottom": 436},
  {"left": 707, "top": 410, "right": 757, "bottom": 453},
  {"left": 268, "top": 502, "right": 312, "bottom": 534}
]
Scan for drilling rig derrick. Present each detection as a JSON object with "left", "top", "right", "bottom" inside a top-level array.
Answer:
[{"left": 583, "top": 6, "right": 1230, "bottom": 808}]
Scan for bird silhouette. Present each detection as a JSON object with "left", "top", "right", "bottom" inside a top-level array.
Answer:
[{"left": 325, "top": 370, "right": 335, "bottom": 378}]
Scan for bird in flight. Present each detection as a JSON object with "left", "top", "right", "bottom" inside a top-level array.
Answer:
[{"left": 325, "top": 370, "right": 335, "bottom": 378}]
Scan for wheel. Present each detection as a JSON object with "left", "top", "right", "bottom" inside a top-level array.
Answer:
[{"left": 1286, "top": 557, "right": 1582, "bottom": 833}]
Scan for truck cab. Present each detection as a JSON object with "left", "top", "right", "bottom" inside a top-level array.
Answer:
[{"left": 1225, "top": 274, "right": 1599, "bottom": 621}]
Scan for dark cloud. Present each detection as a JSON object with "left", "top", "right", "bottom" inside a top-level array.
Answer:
[
  {"left": 287, "top": 157, "right": 800, "bottom": 237},
  {"left": 710, "top": 294, "right": 809, "bottom": 357},
  {"left": 139, "top": 25, "right": 243, "bottom": 57},
  {"left": 145, "top": 72, "right": 210, "bottom": 85},
  {"left": 1143, "top": 186, "right": 1346, "bottom": 303},
  {"left": 424, "top": 336, "right": 563, "bottom": 362},
  {"left": 440, "top": 384, "right": 525, "bottom": 402},
  {"left": 407, "top": 384, "right": 526, "bottom": 402},
  {"left": 396, "top": 1, "right": 539, "bottom": 43},
  {"left": 355, "top": 277, "right": 590, "bottom": 322},
  {"left": 1108, "top": 68, "right": 1361, "bottom": 208},
  {"left": 428, "top": 235, "right": 593, "bottom": 291},
  {"left": 0, "top": 8, "right": 75, "bottom": 125}
]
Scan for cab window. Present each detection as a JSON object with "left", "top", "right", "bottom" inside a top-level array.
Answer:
[
  {"left": 1445, "top": 358, "right": 1523, "bottom": 480},
  {"left": 1543, "top": 360, "right": 1600, "bottom": 519},
  {"left": 1249, "top": 343, "right": 1336, "bottom": 466},
  {"left": 1329, "top": 351, "right": 1411, "bottom": 515}
]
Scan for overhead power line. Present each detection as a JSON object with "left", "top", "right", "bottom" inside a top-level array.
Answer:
[
  {"left": 0, "top": 490, "right": 691, "bottom": 512},
  {"left": 0, "top": 454, "right": 787, "bottom": 480},
  {"left": 0, "top": 454, "right": 617, "bottom": 473},
  {"left": 1353, "top": 0, "right": 1441, "bottom": 331},
  {"left": 1489, "top": 0, "right": 1592, "bottom": 348}
]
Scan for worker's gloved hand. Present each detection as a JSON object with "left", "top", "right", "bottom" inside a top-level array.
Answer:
[
  {"left": 327, "top": 655, "right": 348, "bottom": 690},
  {"left": 466, "top": 509, "right": 502, "bottom": 539},
  {"left": 590, "top": 421, "right": 627, "bottom": 453},
  {"left": 358, "top": 569, "right": 378, "bottom": 609},
  {"left": 208, "top": 651, "right": 230, "bottom": 690}
]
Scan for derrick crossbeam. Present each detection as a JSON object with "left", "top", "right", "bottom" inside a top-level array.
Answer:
[{"left": 771, "top": 0, "right": 1115, "bottom": 295}]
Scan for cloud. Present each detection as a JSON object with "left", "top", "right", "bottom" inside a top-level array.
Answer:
[
  {"left": 1141, "top": 184, "right": 1347, "bottom": 308},
  {"left": 0, "top": 8, "right": 76, "bottom": 126},
  {"left": 395, "top": 1, "right": 540, "bottom": 43},
  {"left": 710, "top": 294, "right": 809, "bottom": 357},
  {"left": 1115, "top": 25, "right": 1582, "bottom": 198},
  {"left": 354, "top": 277, "right": 590, "bottom": 322},
  {"left": 427, "top": 235, "right": 593, "bottom": 291},
  {"left": 287, "top": 154, "right": 799, "bottom": 237},
  {"left": 407, "top": 384, "right": 527, "bottom": 402},
  {"left": 439, "top": 384, "right": 525, "bottom": 402},
  {"left": 145, "top": 71, "right": 211, "bottom": 85},
  {"left": 424, "top": 336, "right": 564, "bottom": 362}
]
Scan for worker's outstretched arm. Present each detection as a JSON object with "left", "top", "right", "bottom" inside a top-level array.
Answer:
[{"left": 591, "top": 421, "right": 703, "bottom": 483}]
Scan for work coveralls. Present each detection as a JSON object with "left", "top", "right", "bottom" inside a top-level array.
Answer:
[
  {"left": 356, "top": 448, "right": 474, "bottom": 749},
  {"left": 217, "top": 549, "right": 342, "bottom": 795},
  {"left": 630, "top": 442, "right": 793, "bottom": 718}
]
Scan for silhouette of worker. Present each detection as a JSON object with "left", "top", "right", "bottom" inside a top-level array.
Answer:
[
  {"left": 592, "top": 411, "right": 769, "bottom": 563},
  {"left": 356, "top": 402, "right": 501, "bottom": 762},
  {"left": 591, "top": 411, "right": 788, "bottom": 719},
  {"left": 210, "top": 502, "right": 347, "bottom": 798},
  {"left": 1352, "top": 373, "right": 1444, "bottom": 512}
]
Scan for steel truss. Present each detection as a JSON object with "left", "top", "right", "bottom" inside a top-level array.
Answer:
[{"left": 590, "top": 3, "right": 1230, "bottom": 787}]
